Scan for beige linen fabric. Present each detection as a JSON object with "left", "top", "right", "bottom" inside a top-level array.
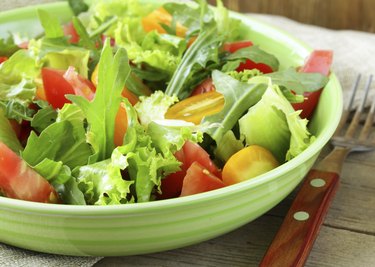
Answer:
[{"left": 0, "top": 2, "right": 375, "bottom": 267}]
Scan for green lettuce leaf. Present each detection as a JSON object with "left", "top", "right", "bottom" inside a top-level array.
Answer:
[
  {"left": 0, "top": 49, "right": 40, "bottom": 121},
  {"left": 37, "top": 9, "right": 64, "bottom": 39},
  {"left": 67, "top": 41, "right": 131, "bottom": 162},
  {"left": 239, "top": 77, "right": 315, "bottom": 162},
  {"left": 202, "top": 70, "right": 267, "bottom": 144},
  {"left": 135, "top": 90, "right": 178, "bottom": 126},
  {"left": 75, "top": 152, "right": 133, "bottom": 205}
]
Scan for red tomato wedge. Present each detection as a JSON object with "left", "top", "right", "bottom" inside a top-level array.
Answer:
[
  {"left": 191, "top": 77, "right": 215, "bottom": 96},
  {"left": 292, "top": 50, "right": 333, "bottom": 119},
  {"left": 180, "top": 162, "right": 225, "bottom": 197},
  {"left": 63, "top": 22, "right": 80, "bottom": 44},
  {"left": 223, "top": 41, "right": 273, "bottom": 74},
  {"left": 41, "top": 68, "right": 75, "bottom": 109},
  {"left": 0, "top": 142, "right": 59, "bottom": 203},
  {"left": 41, "top": 67, "right": 95, "bottom": 109},
  {"left": 159, "top": 141, "right": 221, "bottom": 199},
  {"left": 223, "top": 41, "right": 253, "bottom": 53},
  {"left": 0, "top": 56, "right": 7, "bottom": 64}
]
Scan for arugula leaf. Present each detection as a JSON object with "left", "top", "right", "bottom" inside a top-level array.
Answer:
[
  {"left": 163, "top": 2, "right": 201, "bottom": 37},
  {"left": 165, "top": 24, "right": 223, "bottom": 99},
  {"left": 33, "top": 158, "right": 86, "bottom": 204},
  {"left": 31, "top": 105, "right": 57, "bottom": 133},
  {"left": 68, "top": 0, "right": 89, "bottom": 16},
  {"left": 222, "top": 46, "right": 280, "bottom": 72},
  {"left": 0, "top": 35, "right": 20, "bottom": 57},
  {"left": 0, "top": 109, "right": 22, "bottom": 153},
  {"left": 202, "top": 70, "right": 267, "bottom": 143},
  {"left": 67, "top": 41, "right": 131, "bottom": 162},
  {"left": 22, "top": 118, "right": 92, "bottom": 169},
  {"left": 265, "top": 68, "right": 329, "bottom": 94}
]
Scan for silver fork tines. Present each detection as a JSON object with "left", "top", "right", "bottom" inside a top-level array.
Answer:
[{"left": 317, "top": 74, "right": 375, "bottom": 173}]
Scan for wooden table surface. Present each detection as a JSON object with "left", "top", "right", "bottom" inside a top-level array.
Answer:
[{"left": 2, "top": 1, "right": 375, "bottom": 266}]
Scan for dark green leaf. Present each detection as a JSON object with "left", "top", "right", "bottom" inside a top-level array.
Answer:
[
  {"left": 0, "top": 36, "right": 20, "bottom": 57},
  {"left": 223, "top": 46, "right": 280, "bottom": 72},
  {"left": 265, "top": 68, "right": 329, "bottom": 94},
  {"left": 68, "top": 0, "right": 89, "bottom": 16}
]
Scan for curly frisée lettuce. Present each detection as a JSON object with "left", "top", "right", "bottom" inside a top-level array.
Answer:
[{"left": 239, "top": 77, "right": 315, "bottom": 163}]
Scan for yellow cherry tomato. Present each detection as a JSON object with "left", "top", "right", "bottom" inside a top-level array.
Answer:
[
  {"left": 165, "top": 91, "right": 224, "bottom": 124},
  {"left": 222, "top": 145, "right": 280, "bottom": 186}
]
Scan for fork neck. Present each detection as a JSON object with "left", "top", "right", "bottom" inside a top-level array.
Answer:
[{"left": 315, "top": 147, "right": 351, "bottom": 174}]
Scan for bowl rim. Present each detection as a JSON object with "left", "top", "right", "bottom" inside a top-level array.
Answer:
[{"left": 0, "top": 1, "right": 343, "bottom": 215}]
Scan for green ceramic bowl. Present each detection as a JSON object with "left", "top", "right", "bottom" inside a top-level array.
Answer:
[{"left": 0, "top": 1, "right": 342, "bottom": 256}]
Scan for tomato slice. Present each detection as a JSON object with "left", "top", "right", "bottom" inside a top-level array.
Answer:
[
  {"left": 223, "top": 41, "right": 273, "bottom": 74},
  {"left": 0, "top": 142, "right": 59, "bottom": 203},
  {"left": 159, "top": 141, "right": 221, "bottom": 199},
  {"left": 190, "top": 78, "right": 215, "bottom": 96},
  {"left": 41, "top": 68, "right": 75, "bottom": 109},
  {"left": 0, "top": 56, "right": 8, "bottom": 64},
  {"left": 180, "top": 162, "right": 225, "bottom": 197},
  {"left": 223, "top": 41, "right": 253, "bottom": 53},
  {"left": 63, "top": 21, "right": 80, "bottom": 44},
  {"left": 63, "top": 66, "right": 95, "bottom": 100},
  {"left": 165, "top": 91, "right": 224, "bottom": 124},
  {"left": 41, "top": 67, "right": 96, "bottom": 109},
  {"left": 222, "top": 145, "right": 279, "bottom": 186},
  {"left": 292, "top": 50, "right": 333, "bottom": 119}
]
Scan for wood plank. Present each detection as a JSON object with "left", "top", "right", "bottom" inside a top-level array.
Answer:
[
  {"left": 208, "top": 0, "right": 375, "bottom": 33},
  {"left": 95, "top": 214, "right": 375, "bottom": 266}
]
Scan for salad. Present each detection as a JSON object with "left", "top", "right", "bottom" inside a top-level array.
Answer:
[{"left": 0, "top": 0, "right": 332, "bottom": 205}]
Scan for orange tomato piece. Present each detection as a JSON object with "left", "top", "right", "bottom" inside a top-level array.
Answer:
[
  {"left": 142, "top": 7, "right": 187, "bottom": 37},
  {"left": 114, "top": 102, "right": 128, "bottom": 147}
]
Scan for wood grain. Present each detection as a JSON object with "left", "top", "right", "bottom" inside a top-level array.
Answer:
[{"left": 209, "top": 0, "right": 375, "bottom": 33}]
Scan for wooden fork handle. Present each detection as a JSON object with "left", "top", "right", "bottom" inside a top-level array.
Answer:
[{"left": 259, "top": 169, "right": 340, "bottom": 267}]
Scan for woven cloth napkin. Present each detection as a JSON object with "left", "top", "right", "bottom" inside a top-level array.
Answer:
[{"left": 1, "top": 5, "right": 375, "bottom": 267}]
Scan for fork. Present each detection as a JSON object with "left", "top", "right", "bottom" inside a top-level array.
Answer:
[{"left": 259, "top": 74, "right": 374, "bottom": 267}]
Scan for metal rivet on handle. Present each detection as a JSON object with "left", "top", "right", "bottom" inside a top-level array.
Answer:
[
  {"left": 293, "top": 211, "right": 310, "bottom": 221},
  {"left": 310, "top": 178, "right": 326, "bottom": 188}
]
